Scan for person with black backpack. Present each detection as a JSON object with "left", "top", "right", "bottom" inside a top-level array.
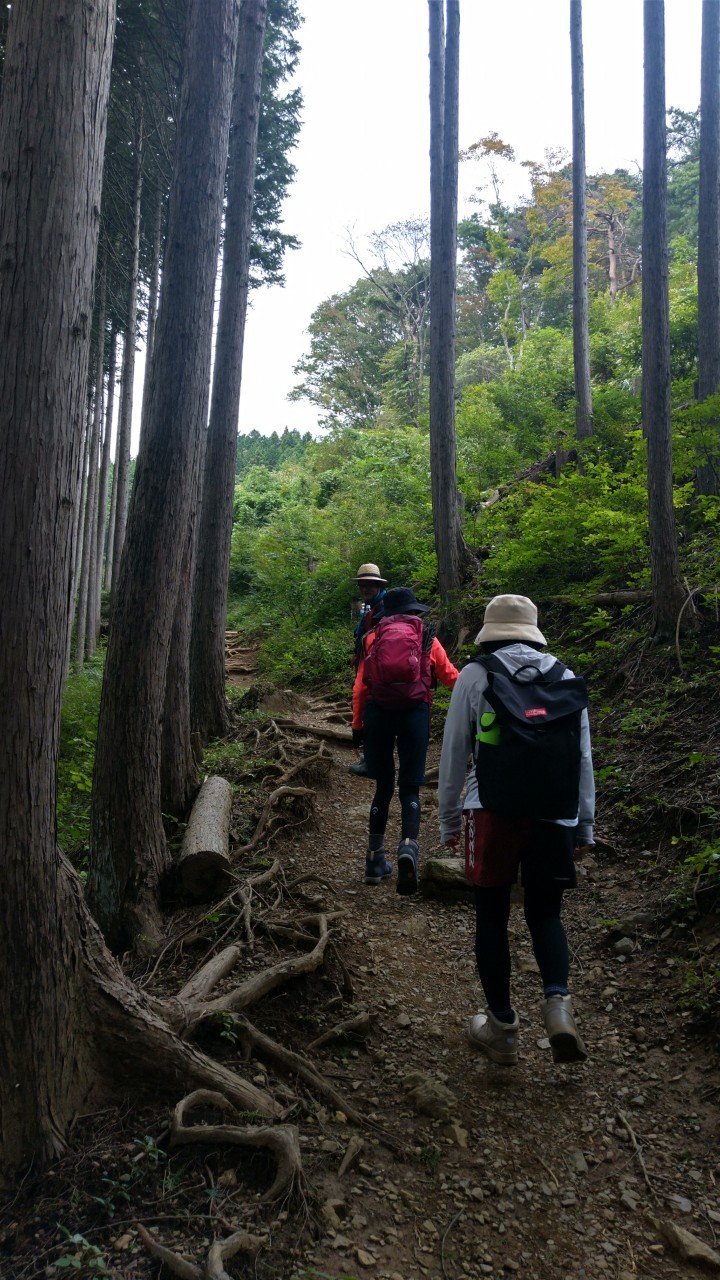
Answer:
[
  {"left": 352, "top": 587, "right": 459, "bottom": 894},
  {"left": 438, "top": 594, "right": 594, "bottom": 1066}
]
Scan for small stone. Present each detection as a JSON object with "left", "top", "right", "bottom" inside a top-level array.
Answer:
[
  {"left": 667, "top": 1194, "right": 692, "bottom": 1214},
  {"left": 614, "top": 938, "right": 635, "bottom": 955},
  {"left": 620, "top": 1190, "right": 640, "bottom": 1212},
  {"left": 397, "top": 1012, "right": 412, "bottom": 1028},
  {"left": 633, "top": 1027, "right": 647, "bottom": 1043},
  {"left": 357, "top": 1247, "right": 376, "bottom": 1268},
  {"left": 568, "top": 1149, "right": 588, "bottom": 1174},
  {"left": 445, "top": 1122, "right": 468, "bottom": 1148},
  {"left": 537, "top": 1036, "right": 551, "bottom": 1050}
]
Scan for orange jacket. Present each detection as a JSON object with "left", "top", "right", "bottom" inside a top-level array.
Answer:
[{"left": 352, "top": 628, "right": 459, "bottom": 730}]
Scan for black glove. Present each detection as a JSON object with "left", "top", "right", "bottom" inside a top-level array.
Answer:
[{"left": 352, "top": 728, "right": 364, "bottom": 749}]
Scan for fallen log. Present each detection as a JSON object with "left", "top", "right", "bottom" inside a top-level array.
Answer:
[{"left": 177, "top": 775, "right": 233, "bottom": 901}]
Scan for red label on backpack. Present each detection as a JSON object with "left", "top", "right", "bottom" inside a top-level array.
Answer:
[{"left": 524, "top": 707, "right": 548, "bottom": 719}]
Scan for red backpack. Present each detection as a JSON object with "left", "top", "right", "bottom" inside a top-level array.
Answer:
[{"left": 363, "top": 615, "right": 433, "bottom": 709}]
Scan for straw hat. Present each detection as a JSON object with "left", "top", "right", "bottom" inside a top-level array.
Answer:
[
  {"left": 355, "top": 562, "right": 387, "bottom": 584},
  {"left": 474, "top": 594, "right": 546, "bottom": 645}
]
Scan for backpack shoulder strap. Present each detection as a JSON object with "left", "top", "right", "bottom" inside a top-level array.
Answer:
[{"left": 471, "top": 653, "right": 505, "bottom": 674}]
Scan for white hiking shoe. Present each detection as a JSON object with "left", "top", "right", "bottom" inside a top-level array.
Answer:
[
  {"left": 541, "top": 994, "right": 588, "bottom": 1063},
  {"left": 467, "top": 1010, "right": 519, "bottom": 1065}
]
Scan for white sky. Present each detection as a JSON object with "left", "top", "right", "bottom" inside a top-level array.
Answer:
[{"left": 132, "top": 0, "right": 705, "bottom": 445}]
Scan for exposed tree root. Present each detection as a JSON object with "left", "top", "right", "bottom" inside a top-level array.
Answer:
[
  {"left": 229, "top": 1016, "right": 405, "bottom": 1155},
  {"left": 306, "top": 1008, "right": 373, "bottom": 1051},
  {"left": 137, "top": 1219, "right": 266, "bottom": 1279},
  {"left": 169, "top": 914, "right": 331, "bottom": 1037},
  {"left": 171, "top": 1089, "right": 303, "bottom": 1201}
]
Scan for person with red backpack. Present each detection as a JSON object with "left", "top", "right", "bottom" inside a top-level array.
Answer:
[
  {"left": 438, "top": 594, "right": 594, "bottom": 1066},
  {"left": 352, "top": 587, "right": 459, "bottom": 893}
]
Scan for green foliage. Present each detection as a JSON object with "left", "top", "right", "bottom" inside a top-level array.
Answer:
[
  {"left": 236, "top": 428, "right": 313, "bottom": 478},
  {"left": 467, "top": 444, "right": 650, "bottom": 596},
  {"left": 55, "top": 1229, "right": 110, "bottom": 1275},
  {"left": 58, "top": 656, "right": 104, "bottom": 862}
]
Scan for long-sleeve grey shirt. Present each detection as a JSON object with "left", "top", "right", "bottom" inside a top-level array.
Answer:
[{"left": 437, "top": 643, "right": 595, "bottom": 845}]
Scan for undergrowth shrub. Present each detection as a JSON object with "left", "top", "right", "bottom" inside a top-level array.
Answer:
[{"left": 58, "top": 654, "right": 104, "bottom": 864}]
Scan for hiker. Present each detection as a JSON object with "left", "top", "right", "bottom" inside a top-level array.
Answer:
[
  {"left": 353, "top": 586, "right": 459, "bottom": 893},
  {"left": 348, "top": 563, "right": 387, "bottom": 778},
  {"left": 438, "top": 594, "right": 594, "bottom": 1065}
]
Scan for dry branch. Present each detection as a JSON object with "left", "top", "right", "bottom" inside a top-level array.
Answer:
[
  {"left": 177, "top": 776, "right": 233, "bottom": 901},
  {"left": 171, "top": 1089, "right": 302, "bottom": 1201}
]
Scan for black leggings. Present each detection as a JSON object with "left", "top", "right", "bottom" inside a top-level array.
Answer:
[
  {"left": 473, "top": 883, "right": 569, "bottom": 1013},
  {"left": 363, "top": 702, "right": 429, "bottom": 842}
]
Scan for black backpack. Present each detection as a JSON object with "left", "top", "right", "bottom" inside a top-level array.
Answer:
[{"left": 472, "top": 653, "right": 588, "bottom": 820}]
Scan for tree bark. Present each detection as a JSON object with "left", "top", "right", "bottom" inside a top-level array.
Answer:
[
  {"left": 428, "top": 0, "right": 465, "bottom": 611},
  {"left": 697, "top": 0, "right": 720, "bottom": 494},
  {"left": 161, "top": 495, "right": 202, "bottom": 819},
  {"left": 570, "top": 0, "right": 593, "bottom": 440},
  {"left": 77, "top": 272, "right": 107, "bottom": 670},
  {"left": 642, "top": 0, "right": 686, "bottom": 637},
  {"left": 90, "top": 0, "right": 242, "bottom": 951},
  {"left": 191, "top": 0, "right": 268, "bottom": 743},
  {"left": 103, "top": 341, "right": 121, "bottom": 594},
  {"left": 0, "top": 0, "right": 116, "bottom": 1170},
  {"left": 92, "top": 324, "right": 117, "bottom": 649},
  {"left": 110, "top": 106, "right": 143, "bottom": 592}
]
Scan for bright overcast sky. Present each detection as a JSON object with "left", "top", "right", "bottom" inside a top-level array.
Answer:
[{"left": 236, "top": 0, "right": 703, "bottom": 437}]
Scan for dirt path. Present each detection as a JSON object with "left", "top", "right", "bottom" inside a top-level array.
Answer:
[{"left": 266, "top": 712, "right": 720, "bottom": 1280}]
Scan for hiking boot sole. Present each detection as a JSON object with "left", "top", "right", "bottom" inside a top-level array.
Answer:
[
  {"left": 396, "top": 852, "right": 418, "bottom": 896},
  {"left": 549, "top": 1030, "right": 588, "bottom": 1064}
]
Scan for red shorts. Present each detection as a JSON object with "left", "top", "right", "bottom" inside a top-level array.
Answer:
[{"left": 464, "top": 809, "right": 577, "bottom": 890}]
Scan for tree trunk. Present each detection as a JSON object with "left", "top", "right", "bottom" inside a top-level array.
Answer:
[
  {"left": 428, "top": 0, "right": 465, "bottom": 611},
  {"left": 77, "top": 272, "right": 107, "bottom": 669},
  {"left": 570, "top": 0, "right": 593, "bottom": 440},
  {"left": 103, "top": 342, "right": 121, "bottom": 594},
  {"left": 145, "top": 182, "right": 164, "bottom": 375},
  {"left": 0, "top": 0, "right": 116, "bottom": 1170},
  {"left": 697, "top": 0, "right": 720, "bottom": 495},
  {"left": 191, "top": 0, "right": 268, "bottom": 743},
  {"left": 642, "top": 0, "right": 686, "bottom": 638},
  {"left": 110, "top": 108, "right": 143, "bottom": 592},
  {"left": 65, "top": 407, "right": 92, "bottom": 678},
  {"left": 162, "top": 495, "right": 203, "bottom": 819},
  {"left": 92, "top": 324, "right": 117, "bottom": 650},
  {"left": 90, "top": 0, "right": 242, "bottom": 951}
]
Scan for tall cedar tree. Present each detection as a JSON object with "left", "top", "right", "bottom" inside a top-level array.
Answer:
[
  {"left": 642, "top": 0, "right": 686, "bottom": 636},
  {"left": 428, "top": 0, "right": 466, "bottom": 610},
  {"left": 570, "top": 0, "right": 593, "bottom": 439},
  {"left": 697, "top": 0, "right": 720, "bottom": 494},
  {"left": 0, "top": 0, "right": 116, "bottom": 1169},
  {"left": 90, "top": 0, "right": 242, "bottom": 950},
  {"left": 191, "top": 0, "right": 269, "bottom": 742}
]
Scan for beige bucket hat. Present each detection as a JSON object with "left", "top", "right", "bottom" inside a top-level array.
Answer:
[
  {"left": 475, "top": 594, "right": 546, "bottom": 645},
  {"left": 355, "top": 562, "right": 387, "bottom": 584}
]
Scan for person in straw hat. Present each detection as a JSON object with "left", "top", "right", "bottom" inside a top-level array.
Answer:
[
  {"left": 438, "top": 594, "right": 594, "bottom": 1067},
  {"left": 348, "top": 563, "right": 388, "bottom": 777}
]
